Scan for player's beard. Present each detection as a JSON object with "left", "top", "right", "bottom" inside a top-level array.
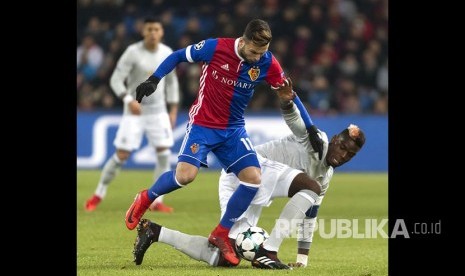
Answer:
[{"left": 238, "top": 46, "right": 253, "bottom": 64}]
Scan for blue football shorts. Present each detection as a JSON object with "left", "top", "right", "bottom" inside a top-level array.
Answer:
[{"left": 178, "top": 124, "right": 260, "bottom": 175}]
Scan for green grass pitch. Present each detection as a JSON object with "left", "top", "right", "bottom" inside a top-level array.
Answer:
[{"left": 77, "top": 170, "right": 388, "bottom": 275}]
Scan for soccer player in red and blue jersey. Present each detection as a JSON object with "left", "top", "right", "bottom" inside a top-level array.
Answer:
[{"left": 125, "top": 19, "right": 324, "bottom": 266}]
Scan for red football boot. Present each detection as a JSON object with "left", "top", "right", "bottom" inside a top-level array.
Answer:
[
  {"left": 208, "top": 224, "right": 240, "bottom": 266},
  {"left": 125, "top": 190, "right": 151, "bottom": 230},
  {"left": 84, "top": 195, "right": 102, "bottom": 212},
  {"left": 151, "top": 202, "right": 174, "bottom": 213}
]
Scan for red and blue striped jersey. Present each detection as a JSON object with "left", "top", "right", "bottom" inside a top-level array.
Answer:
[{"left": 184, "top": 38, "right": 285, "bottom": 129}]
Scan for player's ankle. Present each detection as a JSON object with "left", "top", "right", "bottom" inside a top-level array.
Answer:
[
  {"left": 149, "top": 222, "right": 162, "bottom": 242},
  {"left": 214, "top": 224, "right": 229, "bottom": 234}
]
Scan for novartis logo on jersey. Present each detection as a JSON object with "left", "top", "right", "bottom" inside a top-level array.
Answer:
[{"left": 211, "top": 70, "right": 255, "bottom": 89}]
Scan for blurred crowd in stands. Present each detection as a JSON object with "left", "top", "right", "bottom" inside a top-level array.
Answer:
[{"left": 77, "top": 0, "right": 388, "bottom": 115}]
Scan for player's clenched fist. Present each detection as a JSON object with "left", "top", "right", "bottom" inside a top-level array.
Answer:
[{"left": 136, "top": 76, "right": 160, "bottom": 103}]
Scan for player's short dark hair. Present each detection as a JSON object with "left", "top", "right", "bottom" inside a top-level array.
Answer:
[
  {"left": 243, "top": 19, "right": 272, "bottom": 46},
  {"left": 144, "top": 16, "right": 162, "bottom": 25},
  {"left": 341, "top": 125, "right": 366, "bottom": 148}
]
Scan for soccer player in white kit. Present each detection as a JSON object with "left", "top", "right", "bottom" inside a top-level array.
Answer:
[
  {"left": 131, "top": 93, "right": 366, "bottom": 269},
  {"left": 85, "top": 17, "right": 180, "bottom": 213}
]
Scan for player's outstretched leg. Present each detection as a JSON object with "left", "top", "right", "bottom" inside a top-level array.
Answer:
[
  {"left": 208, "top": 224, "right": 240, "bottom": 266},
  {"left": 85, "top": 153, "right": 126, "bottom": 212},
  {"left": 125, "top": 190, "right": 151, "bottom": 230},
  {"left": 133, "top": 218, "right": 161, "bottom": 265},
  {"left": 209, "top": 181, "right": 261, "bottom": 266},
  {"left": 252, "top": 245, "right": 292, "bottom": 270}
]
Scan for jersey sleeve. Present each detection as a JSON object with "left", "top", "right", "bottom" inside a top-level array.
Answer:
[
  {"left": 265, "top": 55, "right": 286, "bottom": 89},
  {"left": 110, "top": 47, "right": 135, "bottom": 97},
  {"left": 185, "top": 38, "right": 218, "bottom": 63},
  {"left": 293, "top": 95, "right": 315, "bottom": 128},
  {"left": 281, "top": 103, "right": 308, "bottom": 141},
  {"left": 153, "top": 38, "right": 218, "bottom": 80}
]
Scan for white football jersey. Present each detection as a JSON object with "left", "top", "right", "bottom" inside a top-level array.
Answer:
[
  {"left": 255, "top": 104, "right": 333, "bottom": 195},
  {"left": 110, "top": 41, "right": 180, "bottom": 115}
]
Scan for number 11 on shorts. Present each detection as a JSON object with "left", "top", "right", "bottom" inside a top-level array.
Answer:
[{"left": 240, "top": 138, "right": 255, "bottom": 151}]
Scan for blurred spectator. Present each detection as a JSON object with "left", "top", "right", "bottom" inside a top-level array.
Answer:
[
  {"left": 358, "top": 50, "right": 379, "bottom": 88},
  {"left": 307, "top": 75, "right": 332, "bottom": 114},
  {"left": 338, "top": 53, "right": 360, "bottom": 79},
  {"left": 373, "top": 92, "right": 388, "bottom": 114},
  {"left": 182, "top": 17, "right": 203, "bottom": 42},
  {"left": 337, "top": 0, "right": 357, "bottom": 22},
  {"left": 160, "top": 10, "right": 177, "bottom": 47},
  {"left": 377, "top": 59, "right": 388, "bottom": 93},
  {"left": 77, "top": 34, "right": 104, "bottom": 81},
  {"left": 333, "top": 78, "right": 361, "bottom": 114}
]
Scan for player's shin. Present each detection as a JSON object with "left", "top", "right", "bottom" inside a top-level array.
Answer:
[
  {"left": 147, "top": 171, "right": 184, "bottom": 201},
  {"left": 219, "top": 182, "right": 260, "bottom": 229},
  {"left": 95, "top": 153, "right": 126, "bottom": 198},
  {"left": 210, "top": 182, "right": 259, "bottom": 266},
  {"left": 153, "top": 149, "right": 171, "bottom": 181},
  {"left": 150, "top": 149, "right": 174, "bottom": 211},
  {"left": 291, "top": 205, "right": 320, "bottom": 267},
  {"left": 264, "top": 190, "right": 318, "bottom": 252},
  {"left": 159, "top": 227, "right": 221, "bottom": 266},
  {"left": 293, "top": 218, "right": 314, "bottom": 267}
]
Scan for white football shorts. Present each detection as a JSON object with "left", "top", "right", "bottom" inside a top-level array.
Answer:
[
  {"left": 114, "top": 113, "right": 174, "bottom": 151},
  {"left": 218, "top": 155, "right": 303, "bottom": 239}
]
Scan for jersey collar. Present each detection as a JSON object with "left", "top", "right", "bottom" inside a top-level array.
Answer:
[{"left": 234, "top": 38, "right": 245, "bottom": 61}]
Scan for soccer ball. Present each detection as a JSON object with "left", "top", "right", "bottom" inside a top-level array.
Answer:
[{"left": 234, "top": 226, "right": 269, "bottom": 261}]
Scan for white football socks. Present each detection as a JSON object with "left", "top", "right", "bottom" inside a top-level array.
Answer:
[
  {"left": 159, "top": 227, "right": 220, "bottom": 266},
  {"left": 94, "top": 153, "right": 125, "bottom": 198},
  {"left": 152, "top": 149, "right": 171, "bottom": 204},
  {"left": 153, "top": 149, "right": 171, "bottom": 181},
  {"left": 264, "top": 190, "right": 318, "bottom": 252}
]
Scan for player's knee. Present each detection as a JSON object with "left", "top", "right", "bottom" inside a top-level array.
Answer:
[
  {"left": 288, "top": 173, "right": 321, "bottom": 197},
  {"left": 237, "top": 167, "right": 261, "bottom": 184},
  {"left": 115, "top": 149, "right": 131, "bottom": 161},
  {"left": 175, "top": 164, "right": 198, "bottom": 185},
  {"left": 155, "top": 147, "right": 170, "bottom": 155},
  {"left": 174, "top": 172, "right": 196, "bottom": 185},
  {"left": 244, "top": 175, "right": 261, "bottom": 184},
  {"left": 239, "top": 175, "right": 261, "bottom": 184},
  {"left": 311, "top": 182, "right": 321, "bottom": 196}
]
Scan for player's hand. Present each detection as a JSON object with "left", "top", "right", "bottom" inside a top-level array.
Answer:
[
  {"left": 274, "top": 77, "right": 295, "bottom": 102},
  {"left": 136, "top": 76, "right": 160, "bottom": 103},
  {"left": 307, "top": 125, "right": 324, "bottom": 160},
  {"left": 128, "top": 100, "right": 141, "bottom": 115}
]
